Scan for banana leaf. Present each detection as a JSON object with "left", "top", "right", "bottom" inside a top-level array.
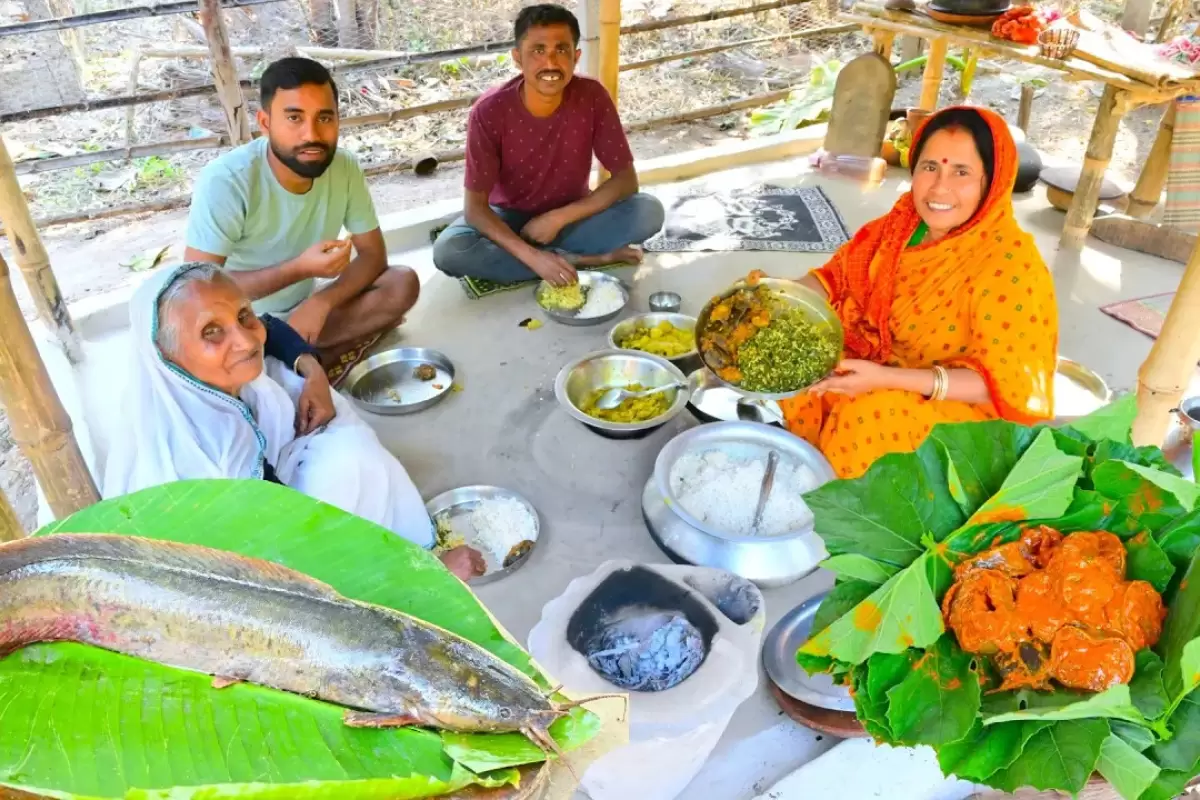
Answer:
[{"left": 1, "top": 480, "right": 598, "bottom": 798}]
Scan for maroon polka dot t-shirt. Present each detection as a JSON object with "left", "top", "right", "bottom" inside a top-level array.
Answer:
[{"left": 464, "top": 75, "right": 635, "bottom": 215}]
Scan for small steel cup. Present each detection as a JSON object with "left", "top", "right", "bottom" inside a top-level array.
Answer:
[{"left": 649, "top": 291, "right": 682, "bottom": 313}]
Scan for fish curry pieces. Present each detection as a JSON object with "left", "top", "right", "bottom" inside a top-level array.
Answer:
[{"left": 942, "top": 527, "right": 1166, "bottom": 693}]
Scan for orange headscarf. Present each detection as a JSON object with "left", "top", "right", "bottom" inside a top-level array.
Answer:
[{"left": 810, "top": 106, "right": 1056, "bottom": 424}]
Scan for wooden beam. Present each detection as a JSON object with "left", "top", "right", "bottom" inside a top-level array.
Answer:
[
  {"left": 1128, "top": 102, "right": 1176, "bottom": 218},
  {"left": 620, "top": 24, "right": 856, "bottom": 72},
  {"left": 0, "top": 251, "right": 98, "bottom": 517},
  {"left": 1091, "top": 215, "right": 1195, "bottom": 263},
  {"left": 1132, "top": 239, "right": 1200, "bottom": 447},
  {"left": 0, "top": 136, "right": 81, "bottom": 362},
  {"left": 619, "top": 0, "right": 809, "bottom": 35},
  {"left": 920, "top": 37, "right": 947, "bottom": 111},
  {"left": 198, "top": 0, "right": 251, "bottom": 146},
  {"left": 1062, "top": 86, "right": 1130, "bottom": 248}
]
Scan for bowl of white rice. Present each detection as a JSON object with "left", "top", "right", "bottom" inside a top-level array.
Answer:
[
  {"left": 426, "top": 486, "right": 540, "bottom": 585},
  {"left": 642, "top": 421, "right": 836, "bottom": 586},
  {"left": 534, "top": 271, "right": 629, "bottom": 326}
]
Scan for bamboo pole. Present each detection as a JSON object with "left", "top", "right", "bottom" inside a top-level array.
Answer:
[
  {"left": 0, "top": 137, "right": 81, "bottom": 362},
  {"left": 598, "top": 0, "right": 620, "bottom": 104},
  {"left": 620, "top": 24, "right": 857, "bottom": 72},
  {"left": 619, "top": 0, "right": 810, "bottom": 35},
  {"left": 872, "top": 29, "right": 895, "bottom": 58},
  {"left": 920, "top": 37, "right": 947, "bottom": 111},
  {"left": 1128, "top": 102, "right": 1176, "bottom": 219},
  {"left": 0, "top": 0, "right": 281, "bottom": 36},
  {"left": 1131, "top": 243, "right": 1200, "bottom": 447},
  {"left": 0, "top": 251, "right": 98, "bottom": 516},
  {"left": 1062, "top": 86, "right": 1130, "bottom": 249},
  {"left": 198, "top": 0, "right": 251, "bottom": 146},
  {"left": 0, "top": 489, "right": 24, "bottom": 542},
  {"left": 579, "top": 0, "right": 600, "bottom": 78},
  {"left": 3, "top": 88, "right": 794, "bottom": 235}
]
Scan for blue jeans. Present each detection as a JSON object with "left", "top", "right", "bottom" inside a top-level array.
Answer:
[{"left": 432, "top": 193, "right": 665, "bottom": 284}]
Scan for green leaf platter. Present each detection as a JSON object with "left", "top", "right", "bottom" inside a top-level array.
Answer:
[
  {"left": 799, "top": 409, "right": 1200, "bottom": 800},
  {"left": 0, "top": 481, "right": 604, "bottom": 798}
]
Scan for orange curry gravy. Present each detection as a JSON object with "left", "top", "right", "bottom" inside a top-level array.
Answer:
[{"left": 941, "top": 527, "right": 1166, "bottom": 693}]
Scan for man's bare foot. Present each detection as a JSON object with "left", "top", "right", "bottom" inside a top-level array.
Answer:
[{"left": 572, "top": 245, "right": 645, "bottom": 268}]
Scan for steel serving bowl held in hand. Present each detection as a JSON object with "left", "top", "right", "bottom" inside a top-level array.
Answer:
[
  {"left": 555, "top": 349, "right": 691, "bottom": 440},
  {"left": 642, "top": 421, "right": 836, "bottom": 587},
  {"left": 607, "top": 312, "right": 702, "bottom": 374},
  {"left": 695, "top": 276, "right": 843, "bottom": 402}
]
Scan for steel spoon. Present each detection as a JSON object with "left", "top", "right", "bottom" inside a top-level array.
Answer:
[
  {"left": 594, "top": 382, "right": 685, "bottom": 410},
  {"left": 751, "top": 450, "right": 780, "bottom": 535}
]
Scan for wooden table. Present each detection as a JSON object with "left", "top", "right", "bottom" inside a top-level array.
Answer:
[{"left": 843, "top": 2, "right": 1200, "bottom": 248}]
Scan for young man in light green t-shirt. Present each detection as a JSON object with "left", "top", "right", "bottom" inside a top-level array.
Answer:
[{"left": 184, "top": 57, "right": 418, "bottom": 364}]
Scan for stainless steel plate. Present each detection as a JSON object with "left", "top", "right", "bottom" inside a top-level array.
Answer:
[
  {"left": 762, "top": 590, "right": 855, "bottom": 711},
  {"left": 686, "top": 368, "right": 783, "bottom": 427},
  {"left": 343, "top": 347, "right": 455, "bottom": 416},
  {"left": 425, "top": 485, "right": 541, "bottom": 586},
  {"left": 534, "top": 271, "right": 630, "bottom": 327},
  {"left": 1054, "top": 356, "right": 1112, "bottom": 421}
]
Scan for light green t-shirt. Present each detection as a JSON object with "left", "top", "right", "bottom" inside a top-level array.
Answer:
[{"left": 185, "top": 138, "right": 380, "bottom": 314}]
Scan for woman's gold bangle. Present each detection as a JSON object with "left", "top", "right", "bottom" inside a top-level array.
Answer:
[{"left": 930, "top": 365, "right": 949, "bottom": 402}]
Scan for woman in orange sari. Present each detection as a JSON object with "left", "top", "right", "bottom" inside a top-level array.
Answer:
[{"left": 781, "top": 106, "right": 1058, "bottom": 479}]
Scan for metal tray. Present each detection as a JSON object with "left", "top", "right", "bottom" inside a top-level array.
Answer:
[
  {"left": 343, "top": 347, "right": 455, "bottom": 416},
  {"left": 534, "top": 271, "right": 630, "bottom": 327},
  {"left": 425, "top": 485, "right": 540, "bottom": 585},
  {"left": 762, "top": 589, "right": 855, "bottom": 711}
]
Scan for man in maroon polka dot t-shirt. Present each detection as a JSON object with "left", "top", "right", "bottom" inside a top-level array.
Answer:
[{"left": 432, "top": 4, "right": 664, "bottom": 286}]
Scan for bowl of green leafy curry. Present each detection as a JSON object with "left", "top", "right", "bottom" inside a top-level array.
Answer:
[{"left": 696, "top": 273, "right": 842, "bottom": 401}]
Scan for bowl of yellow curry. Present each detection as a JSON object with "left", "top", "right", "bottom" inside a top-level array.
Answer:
[
  {"left": 555, "top": 349, "right": 691, "bottom": 439},
  {"left": 607, "top": 313, "right": 701, "bottom": 374}
]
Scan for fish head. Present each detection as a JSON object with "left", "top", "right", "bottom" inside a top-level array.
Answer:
[{"left": 404, "top": 636, "right": 556, "bottom": 733}]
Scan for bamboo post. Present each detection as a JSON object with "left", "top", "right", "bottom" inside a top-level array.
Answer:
[
  {"left": 0, "top": 251, "right": 98, "bottom": 517},
  {"left": 1122, "top": 0, "right": 1154, "bottom": 37},
  {"left": 597, "top": 0, "right": 620, "bottom": 103},
  {"left": 198, "top": 0, "right": 251, "bottom": 146},
  {"left": 872, "top": 29, "right": 895, "bottom": 59},
  {"left": 1062, "top": 86, "right": 1130, "bottom": 249},
  {"left": 1128, "top": 102, "right": 1176, "bottom": 219},
  {"left": 920, "top": 37, "right": 947, "bottom": 111},
  {"left": 1017, "top": 83, "right": 1034, "bottom": 131},
  {"left": 0, "top": 136, "right": 81, "bottom": 362},
  {"left": 0, "top": 489, "right": 23, "bottom": 542},
  {"left": 1131, "top": 241, "right": 1200, "bottom": 447},
  {"left": 597, "top": 0, "right": 620, "bottom": 183},
  {"left": 578, "top": 0, "right": 601, "bottom": 78}
]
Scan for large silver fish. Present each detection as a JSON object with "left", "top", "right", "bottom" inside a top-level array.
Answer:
[{"left": 0, "top": 533, "right": 580, "bottom": 754}]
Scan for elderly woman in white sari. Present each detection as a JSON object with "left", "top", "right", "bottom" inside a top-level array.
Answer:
[{"left": 104, "top": 262, "right": 485, "bottom": 581}]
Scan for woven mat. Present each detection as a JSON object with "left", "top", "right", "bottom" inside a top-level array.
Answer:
[
  {"left": 1100, "top": 292, "right": 1176, "bottom": 339},
  {"left": 644, "top": 185, "right": 850, "bottom": 253}
]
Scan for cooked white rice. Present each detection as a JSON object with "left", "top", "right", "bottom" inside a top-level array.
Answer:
[
  {"left": 669, "top": 448, "right": 819, "bottom": 537},
  {"left": 577, "top": 282, "right": 624, "bottom": 318},
  {"left": 444, "top": 497, "right": 537, "bottom": 573}
]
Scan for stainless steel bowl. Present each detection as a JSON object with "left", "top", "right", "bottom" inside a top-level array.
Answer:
[
  {"left": 607, "top": 312, "right": 701, "bottom": 374},
  {"left": 555, "top": 349, "right": 691, "bottom": 440},
  {"left": 642, "top": 421, "right": 835, "bottom": 587},
  {"left": 649, "top": 291, "right": 682, "bottom": 313},
  {"left": 343, "top": 346, "right": 455, "bottom": 416},
  {"left": 1053, "top": 356, "right": 1112, "bottom": 423},
  {"left": 534, "top": 271, "right": 630, "bottom": 327},
  {"left": 695, "top": 277, "right": 843, "bottom": 401}
]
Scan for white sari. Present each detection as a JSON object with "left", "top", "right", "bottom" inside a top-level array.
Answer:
[{"left": 102, "top": 265, "right": 435, "bottom": 548}]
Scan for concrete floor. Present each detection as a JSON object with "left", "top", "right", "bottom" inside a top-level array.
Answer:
[{"left": 40, "top": 155, "right": 1190, "bottom": 799}]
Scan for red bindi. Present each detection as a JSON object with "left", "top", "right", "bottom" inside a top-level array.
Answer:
[{"left": 941, "top": 158, "right": 948, "bottom": 164}]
